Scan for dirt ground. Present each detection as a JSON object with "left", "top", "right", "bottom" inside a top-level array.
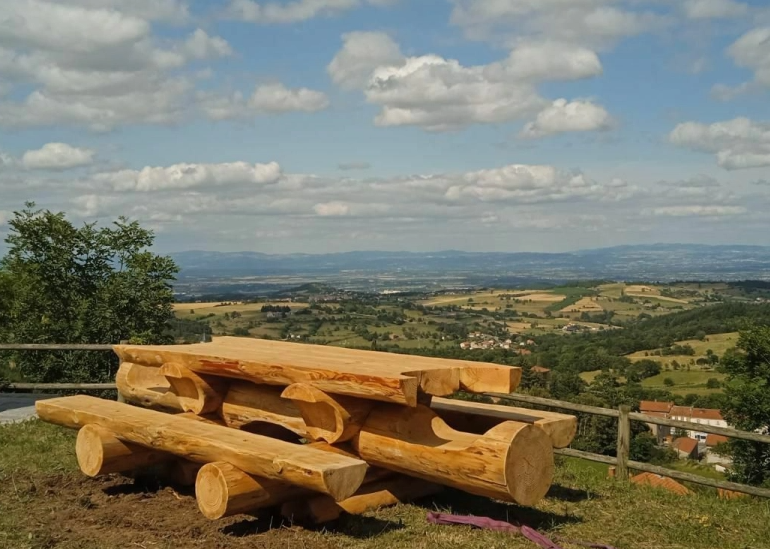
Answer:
[{"left": 2, "top": 472, "right": 345, "bottom": 549}]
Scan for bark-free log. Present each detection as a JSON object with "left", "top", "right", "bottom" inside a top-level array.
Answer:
[
  {"left": 353, "top": 405, "right": 554, "bottom": 506},
  {"left": 160, "top": 362, "right": 228, "bottom": 415},
  {"left": 430, "top": 397, "right": 577, "bottom": 449},
  {"left": 116, "top": 362, "right": 182, "bottom": 411},
  {"left": 115, "top": 337, "right": 521, "bottom": 406},
  {"left": 282, "top": 476, "right": 443, "bottom": 524},
  {"left": 281, "top": 383, "right": 373, "bottom": 443},
  {"left": 37, "top": 395, "right": 367, "bottom": 501},
  {"left": 196, "top": 462, "right": 304, "bottom": 519},
  {"left": 76, "top": 424, "right": 172, "bottom": 476},
  {"left": 220, "top": 381, "right": 306, "bottom": 435}
]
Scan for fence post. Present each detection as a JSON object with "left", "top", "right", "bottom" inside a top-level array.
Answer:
[{"left": 616, "top": 405, "right": 631, "bottom": 481}]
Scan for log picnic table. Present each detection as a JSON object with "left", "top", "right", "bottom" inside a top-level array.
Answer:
[{"left": 36, "top": 337, "right": 577, "bottom": 523}]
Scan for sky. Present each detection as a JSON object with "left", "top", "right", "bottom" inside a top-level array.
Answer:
[{"left": 0, "top": 0, "right": 769, "bottom": 254}]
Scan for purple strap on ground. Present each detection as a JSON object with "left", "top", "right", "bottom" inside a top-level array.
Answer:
[{"left": 426, "top": 512, "right": 616, "bottom": 549}]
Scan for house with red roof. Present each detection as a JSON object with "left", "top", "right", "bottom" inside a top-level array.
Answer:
[{"left": 672, "top": 436, "right": 699, "bottom": 459}]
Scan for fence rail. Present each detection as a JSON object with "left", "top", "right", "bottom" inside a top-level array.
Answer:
[{"left": 3, "top": 344, "right": 769, "bottom": 498}]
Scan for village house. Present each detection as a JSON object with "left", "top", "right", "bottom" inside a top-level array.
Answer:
[
  {"left": 639, "top": 400, "right": 675, "bottom": 443},
  {"left": 672, "top": 436, "right": 699, "bottom": 460},
  {"left": 669, "top": 406, "right": 727, "bottom": 443}
]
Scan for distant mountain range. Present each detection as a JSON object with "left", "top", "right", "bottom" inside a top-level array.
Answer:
[{"left": 170, "top": 244, "right": 770, "bottom": 283}]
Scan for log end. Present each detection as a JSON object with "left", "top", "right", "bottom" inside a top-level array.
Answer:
[
  {"left": 320, "top": 460, "right": 369, "bottom": 502},
  {"left": 196, "top": 462, "right": 266, "bottom": 520},
  {"left": 502, "top": 423, "right": 554, "bottom": 506},
  {"left": 76, "top": 425, "right": 107, "bottom": 477}
]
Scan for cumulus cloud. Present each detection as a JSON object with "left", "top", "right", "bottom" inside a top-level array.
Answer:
[
  {"left": 683, "top": 0, "right": 749, "bottom": 19},
  {"left": 0, "top": 2, "right": 234, "bottom": 130},
  {"left": 92, "top": 161, "right": 283, "bottom": 192},
  {"left": 199, "top": 83, "right": 329, "bottom": 120},
  {"left": 21, "top": 143, "right": 95, "bottom": 170},
  {"left": 314, "top": 201, "right": 351, "bottom": 216},
  {"left": 727, "top": 27, "right": 770, "bottom": 87},
  {"left": 669, "top": 117, "right": 770, "bottom": 169},
  {"left": 519, "top": 99, "right": 614, "bottom": 139},
  {"left": 448, "top": 0, "right": 667, "bottom": 50},
  {"left": 650, "top": 205, "right": 747, "bottom": 217},
  {"left": 658, "top": 175, "right": 721, "bottom": 188},
  {"left": 224, "top": 0, "right": 394, "bottom": 24},
  {"left": 327, "top": 31, "right": 404, "bottom": 90}
]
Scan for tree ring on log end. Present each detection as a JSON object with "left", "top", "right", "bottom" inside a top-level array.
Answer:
[{"left": 502, "top": 423, "right": 554, "bottom": 506}]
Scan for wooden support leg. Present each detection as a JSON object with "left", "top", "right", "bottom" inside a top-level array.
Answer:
[
  {"left": 281, "top": 383, "right": 374, "bottom": 443},
  {"left": 281, "top": 476, "right": 443, "bottom": 524},
  {"left": 196, "top": 461, "right": 305, "bottom": 520},
  {"left": 160, "top": 362, "right": 228, "bottom": 415},
  {"left": 76, "top": 424, "right": 172, "bottom": 477},
  {"left": 116, "top": 362, "right": 183, "bottom": 411},
  {"left": 353, "top": 404, "right": 554, "bottom": 506}
]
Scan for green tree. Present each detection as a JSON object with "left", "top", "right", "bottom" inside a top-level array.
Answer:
[
  {"left": 0, "top": 204, "right": 178, "bottom": 383},
  {"left": 721, "top": 326, "right": 770, "bottom": 486},
  {"left": 663, "top": 377, "right": 675, "bottom": 387}
]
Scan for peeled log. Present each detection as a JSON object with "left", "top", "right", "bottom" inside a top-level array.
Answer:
[
  {"left": 196, "top": 462, "right": 304, "bottom": 519},
  {"left": 116, "top": 362, "right": 182, "bottom": 411},
  {"left": 353, "top": 405, "right": 554, "bottom": 506},
  {"left": 281, "top": 383, "right": 374, "bottom": 443},
  {"left": 283, "top": 476, "right": 443, "bottom": 524},
  {"left": 220, "top": 381, "right": 306, "bottom": 435},
  {"left": 76, "top": 424, "right": 172, "bottom": 477},
  {"left": 430, "top": 397, "right": 577, "bottom": 449},
  {"left": 160, "top": 362, "right": 228, "bottom": 415},
  {"left": 37, "top": 395, "right": 367, "bottom": 501}
]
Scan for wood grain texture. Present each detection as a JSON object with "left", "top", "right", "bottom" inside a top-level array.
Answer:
[
  {"left": 116, "top": 362, "right": 182, "bottom": 411},
  {"left": 220, "top": 381, "right": 307, "bottom": 435},
  {"left": 431, "top": 397, "right": 577, "bottom": 448},
  {"left": 281, "top": 383, "right": 374, "bottom": 443},
  {"left": 76, "top": 424, "right": 172, "bottom": 477},
  {"left": 160, "top": 362, "right": 228, "bottom": 415},
  {"left": 195, "top": 461, "right": 304, "bottom": 519},
  {"left": 353, "top": 404, "right": 554, "bottom": 505},
  {"left": 282, "top": 476, "right": 442, "bottom": 524},
  {"left": 36, "top": 395, "right": 367, "bottom": 501},
  {"left": 114, "top": 337, "right": 520, "bottom": 406}
]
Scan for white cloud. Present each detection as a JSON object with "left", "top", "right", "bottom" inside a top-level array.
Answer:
[
  {"left": 314, "top": 201, "right": 350, "bottom": 216},
  {"left": 199, "top": 83, "right": 329, "bottom": 120},
  {"left": 327, "top": 31, "right": 404, "bottom": 90},
  {"left": 328, "top": 34, "right": 609, "bottom": 133},
  {"left": 658, "top": 175, "right": 721, "bottom": 188},
  {"left": 0, "top": 2, "right": 234, "bottom": 130},
  {"left": 21, "top": 143, "right": 95, "bottom": 170},
  {"left": 670, "top": 117, "right": 770, "bottom": 170},
  {"left": 651, "top": 205, "right": 747, "bottom": 217},
  {"left": 93, "top": 161, "right": 283, "bottom": 192},
  {"left": 64, "top": 0, "right": 190, "bottom": 22},
  {"left": 180, "top": 29, "right": 233, "bottom": 60},
  {"left": 448, "top": 0, "right": 667, "bottom": 50},
  {"left": 519, "top": 99, "right": 613, "bottom": 139},
  {"left": 726, "top": 27, "right": 770, "bottom": 88},
  {"left": 224, "top": 0, "right": 393, "bottom": 24},
  {"left": 683, "top": 0, "right": 748, "bottom": 19}
]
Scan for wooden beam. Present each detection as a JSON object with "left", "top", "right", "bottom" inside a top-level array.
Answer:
[
  {"left": 36, "top": 395, "right": 367, "bottom": 501},
  {"left": 76, "top": 424, "right": 172, "bottom": 476},
  {"left": 160, "top": 362, "right": 228, "bottom": 415},
  {"left": 114, "top": 337, "right": 520, "bottom": 406},
  {"left": 430, "top": 397, "right": 577, "bottom": 448},
  {"left": 353, "top": 404, "right": 554, "bottom": 505},
  {"left": 116, "top": 362, "right": 182, "bottom": 411}
]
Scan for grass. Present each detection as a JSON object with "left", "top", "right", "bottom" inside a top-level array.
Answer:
[{"left": 2, "top": 420, "right": 770, "bottom": 549}]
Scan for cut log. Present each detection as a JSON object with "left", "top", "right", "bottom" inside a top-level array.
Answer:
[
  {"left": 430, "top": 397, "right": 577, "bottom": 449},
  {"left": 282, "top": 476, "right": 442, "bottom": 524},
  {"left": 160, "top": 362, "right": 228, "bottom": 415},
  {"left": 114, "top": 337, "right": 520, "bottom": 406},
  {"left": 76, "top": 424, "right": 172, "bottom": 476},
  {"left": 196, "top": 461, "right": 304, "bottom": 519},
  {"left": 37, "top": 395, "right": 367, "bottom": 501},
  {"left": 220, "top": 381, "right": 306, "bottom": 435},
  {"left": 353, "top": 405, "right": 554, "bottom": 505},
  {"left": 116, "top": 362, "right": 182, "bottom": 411},
  {"left": 281, "top": 383, "right": 374, "bottom": 443}
]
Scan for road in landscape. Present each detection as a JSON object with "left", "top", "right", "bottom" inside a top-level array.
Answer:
[{"left": 0, "top": 394, "right": 55, "bottom": 424}]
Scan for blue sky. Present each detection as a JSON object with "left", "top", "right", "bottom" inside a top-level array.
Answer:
[{"left": 0, "top": 0, "right": 769, "bottom": 253}]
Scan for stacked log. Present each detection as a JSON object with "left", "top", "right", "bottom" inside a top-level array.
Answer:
[{"left": 36, "top": 337, "right": 577, "bottom": 524}]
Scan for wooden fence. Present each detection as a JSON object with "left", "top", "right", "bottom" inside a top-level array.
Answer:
[{"left": 2, "top": 344, "right": 770, "bottom": 498}]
